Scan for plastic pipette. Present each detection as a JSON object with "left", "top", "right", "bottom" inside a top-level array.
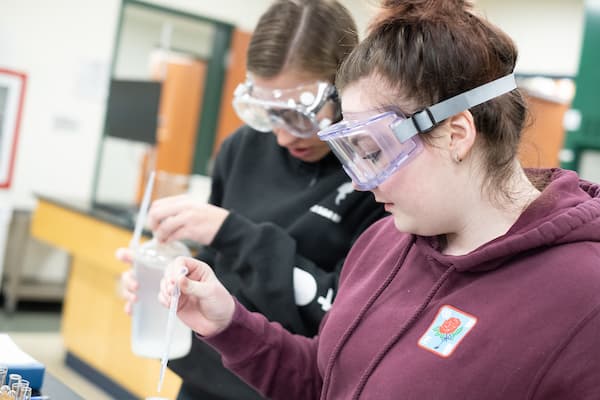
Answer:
[
  {"left": 130, "top": 171, "right": 156, "bottom": 250},
  {"left": 157, "top": 267, "right": 189, "bottom": 393}
]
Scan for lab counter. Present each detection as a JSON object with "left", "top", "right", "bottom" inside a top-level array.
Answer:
[
  {"left": 42, "top": 371, "right": 84, "bottom": 399},
  {"left": 30, "top": 195, "right": 182, "bottom": 399}
]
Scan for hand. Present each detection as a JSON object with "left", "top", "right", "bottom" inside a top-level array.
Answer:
[
  {"left": 159, "top": 257, "right": 235, "bottom": 336},
  {"left": 115, "top": 247, "right": 137, "bottom": 315},
  {"left": 147, "top": 195, "right": 229, "bottom": 245}
]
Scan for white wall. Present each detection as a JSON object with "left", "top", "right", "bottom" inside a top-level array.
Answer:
[
  {"left": 478, "top": 0, "right": 585, "bottom": 76},
  {"left": 0, "top": 0, "right": 120, "bottom": 209},
  {"left": 0, "top": 0, "right": 121, "bottom": 292}
]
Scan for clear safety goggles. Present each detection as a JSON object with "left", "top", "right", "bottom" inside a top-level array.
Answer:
[
  {"left": 232, "top": 79, "right": 339, "bottom": 138},
  {"left": 318, "top": 73, "right": 518, "bottom": 190}
]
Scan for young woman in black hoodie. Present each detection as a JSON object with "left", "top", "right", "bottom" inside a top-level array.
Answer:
[{"left": 118, "top": 1, "right": 385, "bottom": 399}]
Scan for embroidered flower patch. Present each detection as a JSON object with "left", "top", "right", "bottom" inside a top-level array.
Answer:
[{"left": 418, "top": 305, "right": 477, "bottom": 357}]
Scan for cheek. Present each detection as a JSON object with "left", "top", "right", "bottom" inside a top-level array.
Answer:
[
  {"left": 305, "top": 135, "right": 330, "bottom": 152},
  {"left": 380, "top": 150, "right": 430, "bottom": 203},
  {"left": 384, "top": 176, "right": 430, "bottom": 213},
  {"left": 378, "top": 152, "right": 442, "bottom": 233},
  {"left": 311, "top": 141, "right": 332, "bottom": 161}
]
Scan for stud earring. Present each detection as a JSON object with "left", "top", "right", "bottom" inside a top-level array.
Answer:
[{"left": 454, "top": 153, "right": 462, "bottom": 163}]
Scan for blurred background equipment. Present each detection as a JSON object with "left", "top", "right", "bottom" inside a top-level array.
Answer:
[{"left": 560, "top": 0, "right": 600, "bottom": 180}]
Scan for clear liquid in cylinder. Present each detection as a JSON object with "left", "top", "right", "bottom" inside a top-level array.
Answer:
[{"left": 131, "top": 239, "right": 192, "bottom": 359}]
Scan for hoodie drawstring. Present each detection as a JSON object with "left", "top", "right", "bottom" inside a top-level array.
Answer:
[
  {"left": 320, "top": 236, "right": 415, "bottom": 400},
  {"left": 351, "top": 263, "right": 457, "bottom": 399}
]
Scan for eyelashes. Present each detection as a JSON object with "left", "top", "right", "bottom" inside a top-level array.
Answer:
[{"left": 362, "top": 150, "right": 382, "bottom": 163}]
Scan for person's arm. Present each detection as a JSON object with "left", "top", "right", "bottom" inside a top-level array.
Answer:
[
  {"left": 531, "top": 303, "right": 600, "bottom": 399},
  {"left": 204, "top": 300, "right": 323, "bottom": 400},
  {"left": 160, "top": 256, "right": 323, "bottom": 400},
  {"left": 209, "top": 203, "right": 382, "bottom": 336}
]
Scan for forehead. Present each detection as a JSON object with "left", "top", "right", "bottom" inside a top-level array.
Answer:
[
  {"left": 341, "top": 77, "right": 394, "bottom": 114},
  {"left": 340, "top": 76, "right": 408, "bottom": 116}
]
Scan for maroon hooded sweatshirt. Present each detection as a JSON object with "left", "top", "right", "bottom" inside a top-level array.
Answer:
[{"left": 205, "top": 169, "right": 600, "bottom": 399}]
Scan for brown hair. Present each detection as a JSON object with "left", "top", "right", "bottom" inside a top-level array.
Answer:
[
  {"left": 337, "top": 0, "right": 530, "bottom": 197},
  {"left": 247, "top": 0, "right": 359, "bottom": 82}
]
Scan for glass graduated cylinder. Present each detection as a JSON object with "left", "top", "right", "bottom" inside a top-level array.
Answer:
[{"left": 131, "top": 239, "right": 192, "bottom": 359}]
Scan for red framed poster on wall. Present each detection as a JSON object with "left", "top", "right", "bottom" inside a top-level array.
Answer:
[{"left": 0, "top": 68, "right": 27, "bottom": 189}]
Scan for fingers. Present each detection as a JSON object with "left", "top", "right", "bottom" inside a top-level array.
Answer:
[
  {"left": 119, "top": 269, "right": 138, "bottom": 316},
  {"left": 178, "top": 264, "right": 217, "bottom": 300},
  {"left": 158, "top": 273, "right": 172, "bottom": 308},
  {"left": 122, "top": 289, "right": 136, "bottom": 316},
  {"left": 121, "top": 269, "right": 139, "bottom": 295},
  {"left": 124, "top": 300, "right": 133, "bottom": 315},
  {"left": 147, "top": 195, "right": 191, "bottom": 231},
  {"left": 160, "top": 257, "right": 193, "bottom": 302},
  {"left": 115, "top": 247, "right": 134, "bottom": 264},
  {"left": 161, "top": 257, "right": 211, "bottom": 297},
  {"left": 153, "top": 211, "right": 190, "bottom": 243},
  {"left": 179, "top": 276, "right": 211, "bottom": 298},
  {"left": 174, "top": 257, "right": 213, "bottom": 282},
  {"left": 116, "top": 249, "right": 136, "bottom": 317}
]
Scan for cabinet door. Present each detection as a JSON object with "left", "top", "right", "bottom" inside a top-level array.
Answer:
[
  {"left": 156, "top": 60, "right": 206, "bottom": 175},
  {"left": 136, "top": 60, "right": 207, "bottom": 202},
  {"left": 519, "top": 94, "right": 569, "bottom": 168},
  {"left": 213, "top": 28, "right": 252, "bottom": 156}
]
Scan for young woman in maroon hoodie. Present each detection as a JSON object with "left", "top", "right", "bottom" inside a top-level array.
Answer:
[{"left": 159, "top": 1, "right": 600, "bottom": 399}]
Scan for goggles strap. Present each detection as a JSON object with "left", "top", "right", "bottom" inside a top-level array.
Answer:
[{"left": 391, "top": 73, "right": 517, "bottom": 142}]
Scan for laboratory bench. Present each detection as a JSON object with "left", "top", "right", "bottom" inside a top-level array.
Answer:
[
  {"left": 42, "top": 371, "right": 85, "bottom": 399},
  {"left": 29, "top": 195, "right": 182, "bottom": 399}
]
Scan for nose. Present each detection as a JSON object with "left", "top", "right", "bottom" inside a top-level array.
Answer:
[{"left": 273, "top": 127, "right": 298, "bottom": 147}]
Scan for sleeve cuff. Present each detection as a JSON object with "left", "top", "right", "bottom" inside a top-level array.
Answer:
[
  {"left": 210, "top": 211, "right": 256, "bottom": 253},
  {"left": 200, "top": 298, "right": 267, "bottom": 365}
]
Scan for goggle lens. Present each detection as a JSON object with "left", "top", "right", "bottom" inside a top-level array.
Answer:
[
  {"left": 232, "top": 99, "right": 272, "bottom": 132},
  {"left": 269, "top": 109, "right": 317, "bottom": 135},
  {"left": 232, "top": 80, "right": 336, "bottom": 138},
  {"left": 319, "top": 112, "right": 423, "bottom": 190}
]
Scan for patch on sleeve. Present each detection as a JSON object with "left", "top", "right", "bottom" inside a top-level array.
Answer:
[{"left": 417, "top": 305, "right": 477, "bottom": 358}]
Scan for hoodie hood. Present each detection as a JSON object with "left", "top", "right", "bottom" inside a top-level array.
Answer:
[{"left": 415, "top": 168, "right": 600, "bottom": 272}]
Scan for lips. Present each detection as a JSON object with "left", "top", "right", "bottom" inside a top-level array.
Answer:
[{"left": 289, "top": 147, "right": 311, "bottom": 158}]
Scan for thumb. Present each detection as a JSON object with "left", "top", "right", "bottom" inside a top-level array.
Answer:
[
  {"left": 179, "top": 257, "right": 214, "bottom": 282},
  {"left": 179, "top": 277, "right": 213, "bottom": 299}
]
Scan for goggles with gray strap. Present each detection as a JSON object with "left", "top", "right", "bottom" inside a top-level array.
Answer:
[{"left": 318, "top": 74, "right": 517, "bottom": 190}]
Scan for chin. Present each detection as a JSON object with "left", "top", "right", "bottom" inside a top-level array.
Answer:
[
  {"left": 392, "top": 215, "right": 411, "bottom": 233},
  {"left": 302, "top": 151, "right": 329, "bottom": 163},
  {"left": 392, "top": 212, "right": 424, "bottom": 235}
]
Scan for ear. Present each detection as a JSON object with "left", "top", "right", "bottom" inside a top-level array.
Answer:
[{"left": 447, "top": 110, "right": 476, "bottom": 162}]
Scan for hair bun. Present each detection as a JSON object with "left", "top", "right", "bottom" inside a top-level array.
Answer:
[{"left": 370, "top": 0, "right": 474, "bottom": 30}]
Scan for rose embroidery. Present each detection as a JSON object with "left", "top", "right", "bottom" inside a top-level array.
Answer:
[{"left": 433, "top": 317, "right": 463, "bottom": 349}]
